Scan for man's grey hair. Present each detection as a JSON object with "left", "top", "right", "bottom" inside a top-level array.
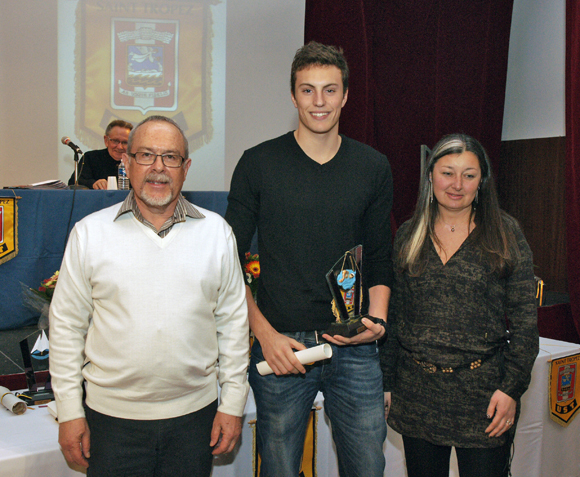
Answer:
[{"left": 126, "top": 115, "right": 189, "bottom": 161}]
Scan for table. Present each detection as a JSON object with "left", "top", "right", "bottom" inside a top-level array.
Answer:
[
  {"left": 508, "top": 338, "right": 580, "bottom": 477},
  {"left": 0, "top": 405, "right": 84, "bottom": 476},
  {"left": 2, "top": 338, "right": 579, "bottom": 476}
]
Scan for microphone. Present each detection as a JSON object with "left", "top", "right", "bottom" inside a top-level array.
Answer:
[{"left": 61, "top": 136, "right": 83, "bottom": 155}]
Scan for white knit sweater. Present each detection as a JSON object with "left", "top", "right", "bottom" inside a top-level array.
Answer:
[{"left": 49, "top": 203, "right": 249, "bottom": 423}]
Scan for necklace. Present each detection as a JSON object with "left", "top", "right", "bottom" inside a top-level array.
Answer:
[{"left": 440, "top": 218, "right": 456, "bottom": 232}]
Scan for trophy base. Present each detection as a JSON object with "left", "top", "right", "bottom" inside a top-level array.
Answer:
[
  {"left": 17, "top": 389, "right": 54, "bottom": 406},
  {"left": 324, "top": 314, "right": 381, "bottom": 338}
]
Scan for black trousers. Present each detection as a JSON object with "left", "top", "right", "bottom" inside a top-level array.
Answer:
[
  {"left": 402, "top": 435, "right": 512, "bottom": 477},
  {"left": 85, "top": 400, "right": 217, "bottom": 477}
]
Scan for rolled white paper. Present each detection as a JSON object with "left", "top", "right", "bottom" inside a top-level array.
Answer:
[
  {"left": 0, "top": 386, "right": 27, "bottom": 415},
  {"left": 257, "top": 343, "right": 333, "bottom": 376},
  {"left": 107, "top": 176, "right": 118, "bottom": 190}
]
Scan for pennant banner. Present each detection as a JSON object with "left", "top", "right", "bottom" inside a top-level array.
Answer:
[
  {"left": 0, "top": 197, "right": 18, "bottom": 265},
  {"left": 75, "top": 0, "right": 217, "bottom": 152},
  {"left": 549, "top": 352, "right": 580, "bottom": 426}
]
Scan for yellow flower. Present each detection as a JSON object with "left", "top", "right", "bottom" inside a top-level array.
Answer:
[{"left": 43, "top": 270, "right": 60, "bottom": 288}]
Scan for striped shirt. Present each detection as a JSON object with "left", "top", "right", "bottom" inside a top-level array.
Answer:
[{"left": 114, "top": 190, "right": 204, "bottom": 238}]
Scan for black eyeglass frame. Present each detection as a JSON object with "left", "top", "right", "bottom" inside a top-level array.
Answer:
[{"left": 128, "top": 152, "right": 185, "bottom": 168}]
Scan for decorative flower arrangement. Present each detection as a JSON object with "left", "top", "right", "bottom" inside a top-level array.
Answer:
[
  {"left": 21, "top": 270, "right": 59, "bottom": 329},
  {"left": 31, "top": 271, "right": 60, "bottom": 302},
  {"left": 244, "top": 253, "right": 260, "bottom": 300}
]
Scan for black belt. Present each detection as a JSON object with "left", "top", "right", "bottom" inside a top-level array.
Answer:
[
  {"left": 413, "top": 357, "right": 486, "bottom": 374},
  {"left": 402, "top": 347, "right": 495, "bottom": 374}
]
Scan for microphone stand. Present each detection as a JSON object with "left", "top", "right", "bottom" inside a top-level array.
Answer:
[{"left": 69, "top": 150, "right": 88, "bottom": 190}]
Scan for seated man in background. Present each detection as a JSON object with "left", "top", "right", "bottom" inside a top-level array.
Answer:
[{"left": 68, "top": 119, "right": 133, "bottom": 189}]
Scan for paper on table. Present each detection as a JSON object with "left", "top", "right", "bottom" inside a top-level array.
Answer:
[
  {"left": 257, "top": 343, "right": 333, "bottom": 376},
  {"left": 47, "top": 401, "right": 58, "bottom": 420},
  {"left": 0, "top": 386, "right": 27, "bottom": 415}
]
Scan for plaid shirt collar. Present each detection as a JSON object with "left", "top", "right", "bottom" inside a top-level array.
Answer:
[{"left": 114, "top": 190, "right": 204, "bottom": 237}]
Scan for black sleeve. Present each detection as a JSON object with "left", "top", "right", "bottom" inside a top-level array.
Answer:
[
  {"left": 225, "top": 151, "right": 259, "bottom": 272},
  {"left": 500, "top": 221, "right": 540, "bottom": 400},
  {"left": 379, "top": 228, "right": 405, "bottom": 391},
  {"left": 362, "top": 156, "right": 394, "bottom": 290}
]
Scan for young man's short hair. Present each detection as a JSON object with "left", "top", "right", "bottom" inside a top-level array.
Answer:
[{"left": 290, "top": 41, "right": 349, "bottom": 95}]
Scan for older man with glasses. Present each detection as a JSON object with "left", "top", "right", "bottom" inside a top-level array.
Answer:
[
  {"left": 51, "top": 115, "right": 250, "bottom": 476},
  {"left": 67, "top": 119, "right": 133, "bottom": 189}
]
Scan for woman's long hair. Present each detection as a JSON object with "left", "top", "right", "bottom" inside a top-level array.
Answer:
[{"left": 397, "top": 133, "right": 520, "bottom": 277}]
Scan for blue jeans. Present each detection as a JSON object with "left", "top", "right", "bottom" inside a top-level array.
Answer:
[{"left": 249, "top": 333, "right": 387, "bottom": 477}]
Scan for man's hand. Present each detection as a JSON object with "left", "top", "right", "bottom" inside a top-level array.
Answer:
[
  {"left": 322, "top": 317, "right": 385, "bottom": 346},
  {"left": 485, "top": 389, "right": 517, "bottom": 437},
  {"left": 92, "top": 179, "right": 108, "bottom": 190},
  {"left": 59, "top": 418, "right": 91, "bottom": 468},
  {"left": 210, "top": 412, "right": 243, "bottom": 455},
  {"left": 258, "top": 328, "right": 308, "bottom": 375},
  {"left": 247, "top": 285, "right": 307, "bottom": 376},
  {"left": 324, "top": 285, "right": 390, "bottom": 346}
]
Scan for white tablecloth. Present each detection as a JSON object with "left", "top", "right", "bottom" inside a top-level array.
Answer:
[
  {"left": 508, "top": 338, "right": 580, "bottom": 477},
  {"left": 0, "top": 405, "right": 84, "bottom": 476},
  {"left": 2, "top": 337, "right": 579, "bottom": 477}
]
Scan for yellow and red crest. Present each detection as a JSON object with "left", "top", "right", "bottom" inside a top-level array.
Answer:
[
  {"left": 0, "top": 197, "right": 18, "bottom": 265},
  {"left": 73, "top": 0, "right": 217, "bottom": 152}
]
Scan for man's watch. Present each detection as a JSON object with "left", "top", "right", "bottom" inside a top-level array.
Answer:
[{"left": 366, "top": 315, "right": 388, "bottom": 339}]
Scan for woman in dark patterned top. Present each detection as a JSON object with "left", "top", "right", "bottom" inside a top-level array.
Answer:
[{"left": 380, "top": 134, "right": 539, "bottom": 477}]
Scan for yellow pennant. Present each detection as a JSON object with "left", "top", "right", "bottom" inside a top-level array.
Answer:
[
  {"left": 549, "top": 352, "right": 580, "bottom": 426},
  {"left": 0, "top": 197, "right": 18, "bottom": 265},
  {"left": 74, "top": 0, "right": 216, "bottom": 153}
]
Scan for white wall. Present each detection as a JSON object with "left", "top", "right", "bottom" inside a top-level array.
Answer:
[
  {"left": 224, "top": 0, "right": 302, "bottom": 189},
  {"left": 502, "top": 0, "right": 565, "bottom": 140},
  {"left": 0, "top": 1, "right": 59, "bottom": 187}
]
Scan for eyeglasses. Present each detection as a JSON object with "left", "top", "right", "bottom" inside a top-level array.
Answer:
[
  {"left": 107, "top": 137, "right": 128, "bottom": 146},
  {"left": 129, "top": 152, "right": 185, "bottom": 168}
]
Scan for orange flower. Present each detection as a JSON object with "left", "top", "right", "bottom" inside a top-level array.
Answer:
[{"left": 246, "top": 261, "right": 260, "bottom": 278}]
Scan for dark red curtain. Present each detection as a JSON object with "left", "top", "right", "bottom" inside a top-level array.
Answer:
[
  {"left": 566, "top": 0, "right": 580, "bottom": 338},
  {"left": 305, "top": 0, "right": 513, "bottom": 225}
]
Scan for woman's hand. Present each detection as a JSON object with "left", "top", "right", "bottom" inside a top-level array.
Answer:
[
  {"left": 485, "top": 389, "right": 516, "bottom": 437},
  {"left": 384, "top": 392, "right": 392, "bottom": 420}
]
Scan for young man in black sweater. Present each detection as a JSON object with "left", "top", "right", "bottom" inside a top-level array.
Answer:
[{"left": 226, "top": 41, "right": 393, "bottom": 477}]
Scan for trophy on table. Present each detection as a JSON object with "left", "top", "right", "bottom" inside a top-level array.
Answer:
[
  {"left": 324, "top": 245, "right": 383, "bottom": 338},
  {"left": 17, "top": 330, "right": 54, "bottom": 405}
]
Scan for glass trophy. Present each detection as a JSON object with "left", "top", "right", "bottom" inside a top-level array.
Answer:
[
  {"left": 325, "top": 245, "right": 382, "bottom": 337},
  {"left": 18, "top": 330, "right": 54, "bottom": 405}
]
